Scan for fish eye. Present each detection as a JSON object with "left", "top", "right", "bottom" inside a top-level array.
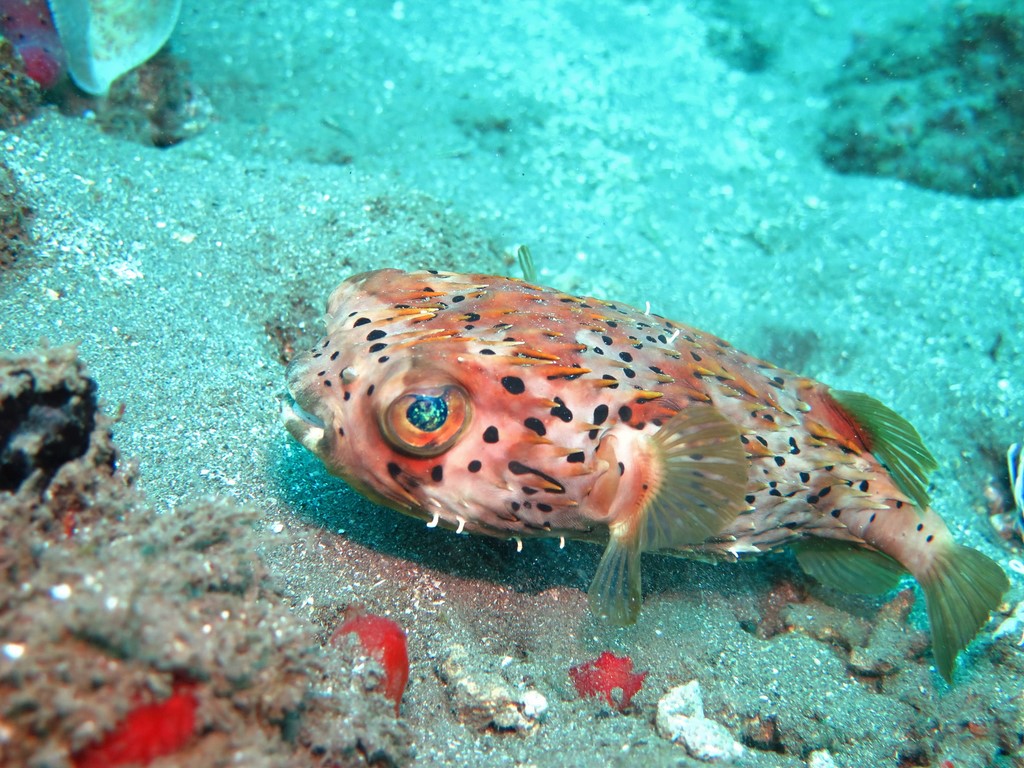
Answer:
[{"left": 380, "top": 384, "right": 471, "bottom": 457}]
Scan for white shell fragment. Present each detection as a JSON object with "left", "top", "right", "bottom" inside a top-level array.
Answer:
[
  {"left": 50, "top": 0, "right": 183, "bottom": 95},
  {"left": 656, "top": 681, "right": 744, "bottom": 764}
]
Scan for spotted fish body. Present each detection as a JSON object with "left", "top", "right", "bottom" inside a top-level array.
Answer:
[{"left": 284, "top": 268, "right": 1008, "bottom": 681}]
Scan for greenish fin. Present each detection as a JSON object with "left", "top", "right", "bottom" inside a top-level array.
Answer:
[
  {"left": 515, "top": 244, "right": 537, "bottom": 283},
  {"left": 588, "top": 532, "right": 642, "bottom": 626},
  {"left": 920, "top": 544, "right": 1009, "bottom": 682},
  {"left": 792, "top": 539, "right": 907, "bottom": 594},
  {"left": 831, "top": 389, "right": 939, "bottom": 511},
  {"left": 587, "top": 405, "right": 747, "bottom": 626},
  {"left": 641, "top": 405, "right": 749, "bottom": 549}
]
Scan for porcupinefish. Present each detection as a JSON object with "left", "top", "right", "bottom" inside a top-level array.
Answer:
[{"left": 283, "top": 268, "right": 1009, "bottom": 681}]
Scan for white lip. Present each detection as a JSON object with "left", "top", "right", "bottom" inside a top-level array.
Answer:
[
  {"left": 284, "top": 392, "right": 326, "bottom": 429},
  {"left": 282, "top": 392, "right": 327, "bottom": 453}
]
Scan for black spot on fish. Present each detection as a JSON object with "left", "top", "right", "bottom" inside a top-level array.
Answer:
[
  {"left": 387, "top": 462, "right": 401, "bottom": 478},
  {"left": 323, "top": 380, "right": 332, "bottom": 388},
  {"left": 602, "top": 335, "right": 614, "bottom": 346},
  {"left": 468, "top": 460, "right": 482, "bottom": 473},
  {"left": 524, "top": 417, "right": 546, "bottom": 436},
  {"left": 367, "top": 329, "right": 386, "bottom": 341},
  {"left": 480, "top": 349, "right": 496, "bottom": 355},
  {"left": 623, "top": 368, "right": 636, "bottom": 379},
  {"left": 369, "top": 343, "right": 387, "bottom": 353},
  {"left": 567, "top": 451, "right": 585, "bottom": 463},
  {"left": 745, "top": 494, "right": 756, "bottom": 504},
  {"left": 926, "top": 534, "right": 934, "bottom": 542},
  {"left": 550, "top": 398, "right": 573, "bottom": 422},
  {"left": 830, "top": 509, "right": 841, "bottom": 518},
  {"left": 484, "top": 426, "right": 499, "bottom": 443},
  {"left": 691, "top": 351, "right": 702, "bottom": 362},
  {"left": 593, "top": 404, "right": 609, "bottom": 425},
  {"left": 507, "top": 461, "right": 566, "bottom": 493},
  {"left": 601, "top": 374, "right": 619, "bottom": 389},
  {"left": 619, "top": 351, "right": 633, "bottom": 363},
  {"left": 618, "top": 405, "right": 632, "bottom": 422},
  {"left": 502, "top": 376, "right": 526, "bottom": 395},
  {"left": 774, "top": 456, "right": 785, "bottom": 466},
  {"left": 330, "top": 350, "right": 340, "bottom": 360},
  {"left": 593, "top": 347, "right": 605, "bottom": 355},
  {"left": 859, "top": 480, "right": 869, "bottom": 492},
  {"left": 354, "top": 317, "right": 371, "bottom": 327},
  {"left": 378, "top": 356, "right": 390, "bottom": 363},
  {"left": 463, "top": 312, "right": 481, "bottom": 322},
  {"left": 916, "top": 523, "right": 924, "bottom": 531},
  {"left": 618, "top": 462, "right": 625, "bottom": 475},
  {"left": 338, "top": 426, "right": 344, "bottom": 437},
  {"left": 511, "top": 501, "right": 521, "bottom": 511},
  {"left": 431, "top": 465, "right": 443, "bottom": 482},
  {"left": 799, "top": 472, "right": 811, "bottom": 483},
  {"left": 452, "top": 295, "right": 465, "bottom": 303},
  {"left": 819, "top": 486, "right": 831, "bottom": 498},
  {"left": 537, "top": 503, "right": 553, "bottom": 513},
  {"left": 788, "top": 437, "right": 800, "bottom": 454},
  {"left": 343, "top": 391, "right": 351, "bottom": 401},
  {"left": 367, "top": 385, "right": 375, "bottom": 396}
]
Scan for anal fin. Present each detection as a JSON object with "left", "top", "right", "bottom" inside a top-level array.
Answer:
[{"left": 793, "top": 538, "right": 907, "bottom": 594}]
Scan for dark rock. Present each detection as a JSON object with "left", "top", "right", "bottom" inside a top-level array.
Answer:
[
  {"left": 0, "top": 37, "right": 41, "bottom": 129},
  {"left": 820, "top": 9, "right": 1024, "bottom": 199},
  {"left": 0, "top": 345, "right": 98, "bottom": 492}
]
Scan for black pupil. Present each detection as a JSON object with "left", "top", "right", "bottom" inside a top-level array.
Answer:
[{"left": 406, "top": 395, "right": 448, "bottom": 432}]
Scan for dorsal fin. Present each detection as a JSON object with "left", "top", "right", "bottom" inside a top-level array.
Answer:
[{"left": 830, "top": 389, "right": 938, "bottom": 511}]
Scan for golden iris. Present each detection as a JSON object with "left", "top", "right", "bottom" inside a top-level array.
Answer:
[{"left": 380, "top": 385, "right": 471, "bottom": 457}]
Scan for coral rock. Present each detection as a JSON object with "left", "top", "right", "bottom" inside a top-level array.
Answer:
[
  {"left": 656, "top": 681, "right": 744, "bottom": 763},
  {"left": 438, "top": 643, "right": 543, "bottom": 732}
]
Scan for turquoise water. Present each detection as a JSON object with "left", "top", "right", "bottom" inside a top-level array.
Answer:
[{"left": 2, "top": 1, "right": 1023, "bottom": 766}]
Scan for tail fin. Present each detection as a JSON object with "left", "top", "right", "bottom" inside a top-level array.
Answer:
[{"left": 919, "top": 545, "right": 1009, "bottom": 682}]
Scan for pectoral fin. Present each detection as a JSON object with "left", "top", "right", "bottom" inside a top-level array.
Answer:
[
  {"left": 587, "top": 405, "right": 748, "bottom": 626},
  {"left": 641, "top": 405, "right": 749, "bottom": 549}
]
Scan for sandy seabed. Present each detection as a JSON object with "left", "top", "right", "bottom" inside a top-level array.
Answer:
[{"left": 2, "top": 1, "right": 1023, "bottom": 766}]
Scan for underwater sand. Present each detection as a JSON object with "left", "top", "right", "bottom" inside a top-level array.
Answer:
[{"left": 2, "top": 0, "right": 1023, "bottom": 765}]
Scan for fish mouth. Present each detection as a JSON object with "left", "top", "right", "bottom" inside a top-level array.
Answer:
[{"left": 281, "top": 387, "right": 328, "bottom": 454}]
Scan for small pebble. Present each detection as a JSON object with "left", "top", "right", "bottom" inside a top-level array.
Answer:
[{"left": 808, "top": 748, "right": 838, "bottom": 768}]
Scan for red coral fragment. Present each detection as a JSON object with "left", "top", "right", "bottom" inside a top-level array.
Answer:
[
  {"left": 569, "top": 651, "right": 647, "bottom": 710},
  {"left": 73, "top": 682, "right": 198, "bottom": 768},
  {"left": 332, "top": 610, "right": 409, "bottom": 715}
]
